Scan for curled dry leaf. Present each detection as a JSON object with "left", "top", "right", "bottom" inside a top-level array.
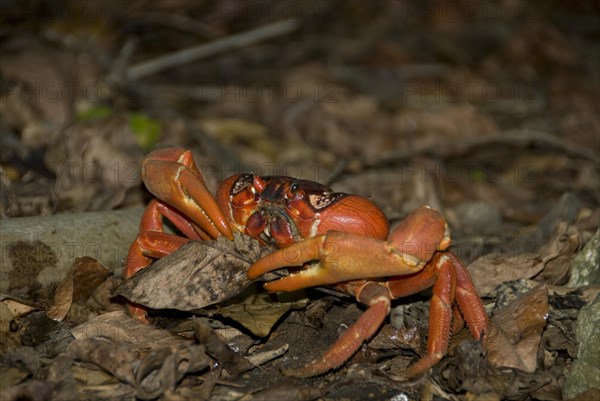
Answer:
[
  {"left": 71, "top": 311, "right": 185, "bottom": 347},
  {"left": 0, "top": 294, "right": 36, "bottom": 328},
  {"left": 68, "top": 312, "right": 212, "bottom": 400},
  {"left": 532, "top": 223, "right": 579, "bottom": 285},
  {"left": 468, "top": 224, "right": 580, "bottom": 296},
  {"left": 0, "top": 380, "right": 55, "bottom": 401},
  {"left": 116, "top": 233, "right": 275, "bottom": 311},
  {"left": 67, "top": 339, "right": 144, "bottom": 386},
  {"left": 47, "top": 257, "right": 112, "bottom": 321},
  {"left": 443, "top": 340, "right": 554, "bottom": 399},
  {"left": 484, "top": 285, "right": 549, "bottom": 373},
  {"left": 135, "top": 344, "right": 211, "bottom": 400}
]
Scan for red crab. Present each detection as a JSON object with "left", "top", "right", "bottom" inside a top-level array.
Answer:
[{"left": 125, "top": 147, "right": 488, "bottom": 378}]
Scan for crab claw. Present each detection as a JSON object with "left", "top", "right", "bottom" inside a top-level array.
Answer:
[
  {"left": 247, "top": 231, "right": 426, "bottom": 292},
  {"left": 142, "top": 148, "right": 233, "bottom": 240}
]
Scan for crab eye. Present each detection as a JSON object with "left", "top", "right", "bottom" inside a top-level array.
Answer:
[
  {"left": 253, "top": 176, "right": 267, "bottom": 192},
  {"left": 284, "top": 182, "right": 301, "bottom": 200}
]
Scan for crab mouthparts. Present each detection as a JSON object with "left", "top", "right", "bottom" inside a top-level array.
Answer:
[{"left": 249, "top": 206, "right": 303, "bottom": 247}]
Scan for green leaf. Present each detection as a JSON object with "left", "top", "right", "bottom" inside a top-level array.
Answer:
[
  {"left": 471, "top": 169, "right": 486, "bottom": 182},
  {"left": 76, "top": 105, "right": 113, "bottom": 122},
  {"left": 129, "top": 113, "right": 161, "bottom": 150}
]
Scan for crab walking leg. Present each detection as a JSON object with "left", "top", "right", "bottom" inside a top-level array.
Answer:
[
  {"left": 392, "top": 253, "right": 457, "bottom": 379},
  {"left": 125, "top": 231, "right": 191, "bottom": 319},
  {"left": 385, "top": 252, "right": 487, "bottom": 342},
  {"left": 141, "top": 148, "right": 234, "bottom": 240},
  {"left": 124, "top": 199, "right": 204, "bottom": 320},
  {"left": 385, "top": 252, "right": 488, "bottom": 378},
  {"left": 283, "top": 294, "right": 391, "bottom": 378},
  {"left": 125, "top": 200, "right": 202, "bottom": 278},
  {"left": 448, "top": 253, "right": 488, "bottom": 339}
]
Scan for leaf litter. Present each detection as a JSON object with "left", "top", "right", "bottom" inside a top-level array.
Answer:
[{"left": 1, "top": 2, "right": 599, "bottom": 401}]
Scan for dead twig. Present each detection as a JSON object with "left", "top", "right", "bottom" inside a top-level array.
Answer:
[
  {"left": 127, "top": 19, "right": 300, "bottom": 80},
  {"left": 133, "top": 12, "right": 224, "bottom": 38}
]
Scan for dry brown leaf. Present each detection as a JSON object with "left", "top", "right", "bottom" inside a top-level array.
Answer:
[
  {"left": 67, "top": 339, "right": 143, "bottom": 386},
  {"left": 71, "top": 311, "right": 184, "bottom": 347},
  {"left": 468, "top": 224, "right": 580, "bottom": 296},
  {"left": 217, "top": 299, "right": 307, "bottom": 338},
  {"left": 44, "top": 116, "right": 144, "bottom": 212},
  {"left": 116, "top": 233, "right": 274, "bottom": 311},
  {"left": 134, "top": 343, "right": 211, "bottom": 400},
  {"left": 0, "top": 295, "right": 36, "bottom": 319},
  {"left": 485, "top": 285, "right": 549, "bottom": 373},
  {"left": 532, "top": 223, "right": 579, "bottom": 285},
  {"left": 46, "top": 271, "right": 74, "bottom": 321},
  {"left": 47, "top": 257, "right": 112, "bottom": 321},
  {"left": 68, "top": 311, "right": 213, "bottom": 399}
]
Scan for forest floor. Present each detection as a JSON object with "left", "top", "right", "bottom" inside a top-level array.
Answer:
[{"left": 1, "top": 1, "right": 599, "bottom": 401}]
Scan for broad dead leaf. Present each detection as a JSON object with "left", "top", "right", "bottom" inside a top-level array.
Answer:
[
  {"left": 217, "top": 298, "right": 308, "bottom": 338},
  {"left": 485, "top": 285, "right": 549, "bottom": 373},
  {"left": 47, "top": 257, "right": 112, "bottom": 321},
  {"left": 468, "top": 224, "right": 580, "bottom": 296},
  {"left": 71, "top": 311, "right": 184, "bottom": 347},
  {"left": 116, "top": 233, "right": 275, "bottom": 311},
  {"left": 67, "top": 339, "right": 144, "bottom": 386},
  {"left": 0, "top": 294, "right": 36, "bottom": 318}
]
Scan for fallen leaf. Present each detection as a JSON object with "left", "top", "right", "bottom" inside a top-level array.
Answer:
[
  {"left": 116, "top": 233, "right": 275, "bottom": 311},
  {"left": 46, "top": 272, "right": 74, "bottom": 322},
  {"left": 68, "top": 312, "right": 212, "bottom": 400},
  {"left": 70, "top": 311, "right": 184, "bottom": 347},
  {"left": 67, "top": 339, "right": 142, "bottom": 386},
  {"left": 217, "top": 298, "right": 307, "bottom": 338},
  {"left": 485, "top": 285, "right": 549, "bottom": 373},
  {"left": 0, "top": 294, "right": 36, "bottom": 318},
  {"left": 532, "top": 223, "right": 579, "bottom": 285},
  {"left": 47, "top": 257, "right": 112, "bottom": 321},
  {"left": 468, "top": 224, "right": 580, "bottom": 296},
  {"left": 134, "top": 343, "right": 211, "bottom": 400},
  {"left": 0, "top": 380, "right": 55, "bottom": 401}
]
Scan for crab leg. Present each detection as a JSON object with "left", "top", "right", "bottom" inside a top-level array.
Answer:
[
  {"left": 448, "top": 253, "right": 488, "bottom": 339},
  {"left": 284, "top": 293, "right": 391, "bottom": 378},
  {"left": 394, "top": 253, "right": 456, "bottom": 379},
  {"left": 384, "top": 252, "right": 487, "bottom": 378},
  {"left": 125, "top": 200, "right": 204, "bottom": 278}
]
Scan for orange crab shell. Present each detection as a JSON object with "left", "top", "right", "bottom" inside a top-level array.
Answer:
[{"left": 217, "top": 174, "right": 389, "bottom": 247}]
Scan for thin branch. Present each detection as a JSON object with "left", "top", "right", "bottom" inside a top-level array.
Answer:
[{"left": 127, "top": 19, "right": 300, "bottom": 80}]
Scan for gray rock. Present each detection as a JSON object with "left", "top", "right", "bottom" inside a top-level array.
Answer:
[
  {"left": 563, "top": 297, "right": 600, "bottom": 399},
  {"left": 568, "top": 229, "right": 600, "bottom": 287}
]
